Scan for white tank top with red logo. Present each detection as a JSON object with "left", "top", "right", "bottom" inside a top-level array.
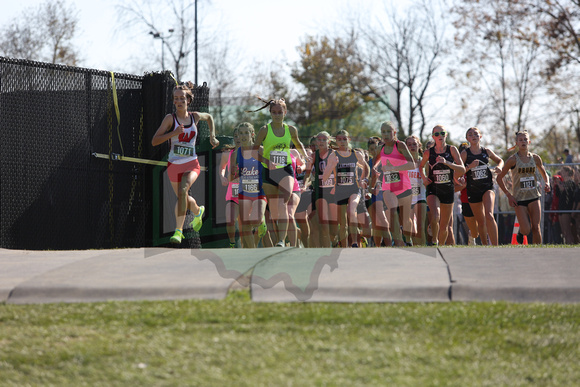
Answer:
[{"left": 168, "top": 112, "right": 198, "bottom": 164}]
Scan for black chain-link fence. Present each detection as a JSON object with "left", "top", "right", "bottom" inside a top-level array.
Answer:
[{"left": 0, "top": 57, "right": 210, "bottom": 250}]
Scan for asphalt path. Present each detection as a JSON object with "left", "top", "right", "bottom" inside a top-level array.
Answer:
[{"left": 1, "top": 247, "right": 579, "bottom": 304}]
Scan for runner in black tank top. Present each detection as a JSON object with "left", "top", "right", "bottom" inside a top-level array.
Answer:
[
  {"left": 461, "top": 127, "right": 504, "bottom": 245},
  {"left": 304, "top": 131, "right": 337, "bottom": 247},
  {"left": 320, "top": 131, "right": 369, "bottom": 247},
  {"left": 419, "top": 125, "right": 465, "bottom": 246}
]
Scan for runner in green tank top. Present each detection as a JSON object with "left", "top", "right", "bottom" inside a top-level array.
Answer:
[
  {"left": 249, "top": 97, "right": 308, "bottom": 247},
  {"left": 497, "top": 130, "right": 551, "bottom": 244}
]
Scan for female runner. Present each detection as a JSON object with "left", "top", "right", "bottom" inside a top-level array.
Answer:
[
  {"left": 374, "top": 121, "right": 415, "bottom": 246},
  {"left": 219, "top": 128, "right": 241, "bottom": 247},
  {"left": 367, "top": 137, "right": 392, "bottom": 247},
  {"left": 230, "top": 122, "right": 267, "bottom": 248},
  {"left": 321, "top": 130, "right": 369, "bottom": 247},
  {"left": 151, "top": 82, "right": 218, "bottom": 244},
  {"left": 295, "top": 148, "right": 314, "bottom": 247},
  {"left": 419, "top": 125, "right": 465, "bottom": 246},
  {"left": 250, "top": 98, "right": 308, "bottom": 247},
  {"left": 287, "top": 147, "right": 305, "bottom": 247},
  {"left": 497, "top": 130, "right": 550, "bottom": 244},
  {"left": 461, "top": 127, "right": 504, "bottom": 245},
  {"left": 304, "top": 131, "right": 336, "bottom": 247},
  {"left": 405, "top": 135, "right": 427, "bottom": 246}
]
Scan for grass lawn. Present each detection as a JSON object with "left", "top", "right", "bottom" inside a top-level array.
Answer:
[{"left": 1, "top": 291, "right": 578, "bottom": 386}]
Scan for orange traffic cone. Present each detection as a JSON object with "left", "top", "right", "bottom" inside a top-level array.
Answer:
[{"left": 511, "top": 220, "right": 528, "bottom": 245}]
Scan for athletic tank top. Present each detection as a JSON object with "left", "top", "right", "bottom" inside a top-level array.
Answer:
[
  {"left": 368, "top": 157, "right": 381, "bottom": 198},
  {"left": 261, "top": 123, "right": 292, "bottom": 169},
  {"left": 380, "top": 141, "right": 412, "bottom": 194},
  {"left": 465, "top": 147, "right": 493, "bottom": 193},
  {"left": 225, "top": 149, "right": 239, "bottom": 202},
  {"left": 428, "top": 145, "right": 455, "bottom": 193},
  {"left": 314, "top": 149, "right": 335, "bottom": 189},
  {"left": 291, "top": 153, "right": 301, "bottom": 193},
  {"left": 336, "top": 150, "right": 358, "bottom": 187},
  {"left": 512, "top": 152, "right": 541, "bottom": 201},
  {"left": 237, "top": 147, "right": 264, "bottom": 198},
  {"left": 408, "top": 164, "right": 426, "bottom": 204},
  {"left": 168, "top": 112, "right": 198, "bottom": 164}
]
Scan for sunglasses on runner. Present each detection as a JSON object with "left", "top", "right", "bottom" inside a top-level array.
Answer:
[{"left": 433, "top": 131, "right": 446, "bottom": 137}]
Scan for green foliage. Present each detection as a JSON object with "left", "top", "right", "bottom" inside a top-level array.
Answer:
[
  {"left": 290, "top": 36, "right": 371, "bottom": 127},
  {"left": 1, "top": 300, "right": 579, "bottom": 385}
]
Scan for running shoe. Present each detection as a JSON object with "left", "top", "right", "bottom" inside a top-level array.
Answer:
[
  {"left": 229, "top": 242, "right": 236, "bottom": 248},
  {"left": 352, "top": 243, "right": 359, "bottom": 248},
  {"left": 258, "top": 217, "right": 267, "bottom": 238},
  {"left": 516, "top": 232, "right": 524, "bottom": 245},
  {"left": 360, "top": 237, "right": 368, "bottom": 248},
  {"left": 170, "top": 229, "right": 184, "bottom": 244},
  {"left": 190, "top": 206, "right": 205, "bottom": 232},
  {"left": 276, "top": 240, "right": 285, "bottom": 247}
]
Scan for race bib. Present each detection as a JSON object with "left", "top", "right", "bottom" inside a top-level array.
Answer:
[
  {"left": 174, "top": 143, "right": 194, "bottom": 157},
  {"left": 433, "top": 169, "right": 451, "bottom": 184},
  {"left": 472, "top": 165, "right": 489, "bottom": 180},
  {"left": 231, "top": 183, "right": 239, "bottom": 198},
  {"left": 319, "top": 174, "right": 335, "bottom": 188},
  {"left": 270, "top": 150, "right": 288, "bottom": 166},
  {"left": 337, "top": 172, "right": 354, "bottom": 185},
  {"left": 520, "top": 176, "right": 535, "bottom": 190},
  {"left": 412, "top": 186, "right": 421, "bottom": 196},
  {"left": 242, "top": 179, "right": 259, "bottom": 194},
  {"left": 384, "top": 171, "right": 401, "bottom": 184}
]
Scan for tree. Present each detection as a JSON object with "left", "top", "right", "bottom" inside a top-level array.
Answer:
[
  {"left": 353, "top": 1, "right": 446, "bottom": 140},
  {"left": 204, "top": 38, "right": 242, "bottom": 131},
  {"left": 0, "top": 0, "right": 80, "bottom": 66},
  {"left": 116, "top": 0, "right": 211, "bottom": 81},
  {"left": 289, "top": 35, "right": 372, "bottom": 137},
  {"left": 450, "top": 0, "right": 544, "bottom": 150},
  {"left": 532, "top": 0, "right": 580, "bottom": 74},
  {"left": 531, "top": 0, "right": 580, "bottom": 155}
]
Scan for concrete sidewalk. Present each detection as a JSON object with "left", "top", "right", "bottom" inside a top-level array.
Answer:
[{"left": 1, "top": 247, "right": 579, "bottom": 304}]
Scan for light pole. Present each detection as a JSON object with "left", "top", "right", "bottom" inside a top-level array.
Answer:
[
  {"left": 149, "top": 29, "right": 174, "bottom": 71},
  {"left": 195, "top": 0, "right": 198, "bottom": 85}
]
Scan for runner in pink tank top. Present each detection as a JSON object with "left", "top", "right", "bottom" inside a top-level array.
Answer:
[
  {"left": 373, "top": 121, "right": 415, "bottom": 246},
  {"left": 219, "top": 129, "right": 241, "bottom": 247},
  {"left": 380, "top": 141, "right": 413, "bottom": 195},
  {"left": 287, "top": 150, "right": 304, "bottom": 246}
]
